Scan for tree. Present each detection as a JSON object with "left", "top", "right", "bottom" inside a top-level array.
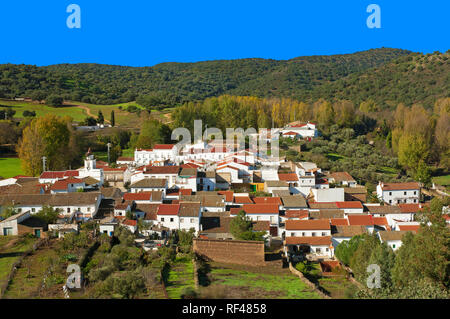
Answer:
[
  {"left": 110, "top": 145, "right": 122, "bottom": 163},
  {"left": 392, "top": 198, "right": 449, "bottom": 290},
  {"left": 229, "top": 211, "right": 265, "bottom": 241},
  {"left": 82, "top": 116, "right": 97, "bottom": 126},
  {"left": 35, "top": 205, "right": 60, "bottom": 224},
  {"left": 110, "top": 110, "right": 115, "bottom": 127},
  {"left": 46, "top": 95, "right": 64, "bottom": 107},
  {"left": 335, "top": 235, "right": 363, "bottom": 266},
  {"left": 135, "top": 119, "right": 171, "bottom": 149},
  {"left": 17, "top": 114, "right": 73, "bottom": 176},
  {"left": 0, "top": 205, "right": 18, "bottom": 220},
  {"left": 98, "top": 111, "right": 104, "bottom": 124}
]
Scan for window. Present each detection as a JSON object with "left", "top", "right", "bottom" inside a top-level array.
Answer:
[
  {"left": 302, "top": 232, "right": 306, "bottom": 236},
  {"left": 315, "top": 248, "right": 321, "bottom": 253},
  {"left": 291, "top": 232, "right": 296, "bottom": 237},
  {"left": 414, "top": 191, "right": 417, "bottom": 195},
  {"left": 392, "top": 244, "right": 396, "bottom": 249},
  {"left": 322, "top": 232, "right": 327, "bottom": 236},
  {"left": 404, "top": 191, "right": 407, "bottom": 196},
  {"left": 87, "top": 207, "right": 91, "bottom": 212},
  {"left": 67, "top": 208, "right": 71, "bottom": 213},
  {"left": 170, "top": 218, "right": 174, "bottom": 222},
  {"left": 180, "top": 218, "right": 184, "bottom": 223},
  {"left": 389, "top": 200, "right": 392, "bottom": 204},
  {"left": 190, "top": 218, "right": 194, "bottom": 223},
  {"left": 161, "top": 218, "right": 165, "bottom": 222},
  {"left": 413, "top": 199, "right": 417, "bottom": 203},
  {"left": 311, "top": 232, "right": 316, "bottom": 237},
  {"left": 389, "top": 192, "right": 392, "bottom": 196},
  {"left": 32, "top": 208, "right": 35, "bottom": 212},
  {"left": 18, "top": 208, "right": 22, "bottom": 213}
]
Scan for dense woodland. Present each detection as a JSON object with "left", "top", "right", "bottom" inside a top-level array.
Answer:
[{"left": 5, "top": 48, "right": 448, "bottom": 107}]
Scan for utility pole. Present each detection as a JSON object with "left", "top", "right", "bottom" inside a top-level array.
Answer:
[
  {"left": 42, "top": 156, "right": 47, "bottom": 172},
  {"left": 107, "top": 143, "right": 112, "bottom": 164}
]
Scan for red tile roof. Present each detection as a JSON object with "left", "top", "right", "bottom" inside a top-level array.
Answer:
[
  {"left": 40, "top": 172, "right": 65, "bottom": 179},
  {"left": 380, "top": 182, "right": 420, "bottom": 191},
  {"left": 348, "top": 214, "right": 374, "bottom": 226},
  {"left": 122, "top": 219, "right": 137, "bottom": 226},
  {"left": 252, "top": 197, "right": 282, "bottom": 205},
  {"left": 336, "top": 201, "right": 363, "bottom": 209},
  {"left": 142, "top": 165, "right": 180, "bottom": 174},
  {"left": 285, "top": 236, "right": 332, "bottom": 246},
  {"left": 123, "top": 192, "right": 152, "bottom": 201},
  {"left": 285, "top": 219, "right": 330, "bottom": 230},
  {"left": 50, "top": 178, "right": 84, "bottom": 191},
  {"left": 180, "top": 189, "right": 192, "bottom": 196},
  {"left": 398, "top": 224, "right": 420, "bottom": 233},
  {"left": 153, "top": 144, "right": 176, "bottom": 150},
  {"left": 372, "top": 217, "right": 389, "bottom": 226},
  {"left": 398, "top": 203, "right": 423, "bottom": 213},
  {"left": 157, "top": 204, "right": 180, "bottom": 215},
  {"left": 234, "top": 196, "right": 253, "bottom": 204},
  {"left": 285, "top": 210, "right": 309, "bottom": 219},
  {"left": 217, "top": 191, "right": 234, "bottom": 202},
  {"left": 230, "top": 204, "right": 279, "bottom": 215},
  {"left": 278, "top": 173, "right": 299, "bottom": 182},
  {"left": 331, "top": 218, "right": 349, "bottom": 226}
]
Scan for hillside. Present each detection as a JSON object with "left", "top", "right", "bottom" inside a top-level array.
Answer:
[
  {"left": 0, "top": 48, "right": 412, "bottom": 105},
  {"left": 309, "top": 51, "right": 450, "bottom": 108}
]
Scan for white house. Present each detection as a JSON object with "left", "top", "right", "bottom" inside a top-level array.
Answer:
[
  {"left": 377, "top": 230, "right": 411, "bottom": 251},
  {"left": 129, "top": 178, "right": 167, "bottom": 195},
  {"left": 178, "top": 202, "right": 202, "bottom": 233},
  {"left": 284, "top": 219, "right": 331, "bottom": 238},
  {"left": 197, "top": 171, "right": 216, "bottom": 192},
  {"left": 156, "top": 204, "right": 180, "bottom": 230},
  {"left": 99, "top": 217, "right": 119, "bottom": 237},
  {"left": 310, "top": 188, "right": 345, "bottom": 203},
  {"left": 285, "top": 236, "right": 333, "bottom": 258},
  {"left": 131, "top": 166, "right": 180, "bottom": 188},
  {"left": 78, "top": 153, "right": 104, "bottom": 186},
  {"left": 0, "top": 192, "right": 102, "bottom": 220},
  {"left": 230, "top": 204, "right": 279, "bottom": 236},
  {"left": 376, "top": 182, "right": 420, "bottom": 205}
]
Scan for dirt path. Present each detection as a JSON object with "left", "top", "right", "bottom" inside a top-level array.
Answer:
[{"left": 64, "top": 102, "right": 111, "bottom": 124}]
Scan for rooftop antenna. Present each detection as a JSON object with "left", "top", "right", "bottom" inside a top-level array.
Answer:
[
  {"left": 42, "top": 156, "right": 47, "bottom": 172},
  {"left": 107, "top": 143, "right": 112, "bottom": 164}
]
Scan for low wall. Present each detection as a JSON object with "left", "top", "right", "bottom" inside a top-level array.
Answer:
[
  {"left": 193, "top": 238, "right": 265, "bottom": 267},
  {"left": 288, "top": 262, "right": 331, "bottom": 299}
]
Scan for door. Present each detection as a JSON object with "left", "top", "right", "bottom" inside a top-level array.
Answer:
[
  {"left": 34, "top": 229, "right": 41, "bottom": 238},
  {"left": 3, "top": 227, "right": 13, "bottom": 236},
  {"left": 270, "top": 226, "right": 278, "bottom": 237}
]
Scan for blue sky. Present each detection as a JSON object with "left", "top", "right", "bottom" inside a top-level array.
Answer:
[{"left": 0, "top": 0, "right": 448, "bottom": 66}]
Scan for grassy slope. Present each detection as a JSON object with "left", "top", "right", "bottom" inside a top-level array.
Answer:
[
  {"left": 165, "top": 256, "right": 195, "bottom": 299},
  {"left": 0, "top": 158, "right": 23, "bottom": 178},
  {"left": 208, "top": 266, "right": 320, "bottom": 299},
  {"left": 0, "top": 236, "right": 37, "bottom": 294}
]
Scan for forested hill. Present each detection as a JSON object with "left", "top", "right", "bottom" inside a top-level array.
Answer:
[{"left": 1, "top": 48, "right": 447, "bottom": 108}]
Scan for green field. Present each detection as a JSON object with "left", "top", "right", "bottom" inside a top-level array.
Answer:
[
  {"left": 205, "top": 264, "right": 320, "bottom": 299},
  {"left": 0, "top": 236, "right": 37, "bottom": 295},
  {"left": 432, "top": 175, "right": 450, "bottom": 187},
  {"left": 0, "top": 100, "right": 86, "bottom": 121},
  {"left": 164, "top": 256, "right": 195, "bottom": 299},
  {"left": 0, "top": 158, "right": 24, "bottom": 178},
  {"left": 1, "top": 99, "right": 174, "bottom": 128}
]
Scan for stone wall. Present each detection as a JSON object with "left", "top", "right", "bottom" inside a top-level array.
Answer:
[{"left": 193, "top": 238, "right": 265, "bottom": 266}]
